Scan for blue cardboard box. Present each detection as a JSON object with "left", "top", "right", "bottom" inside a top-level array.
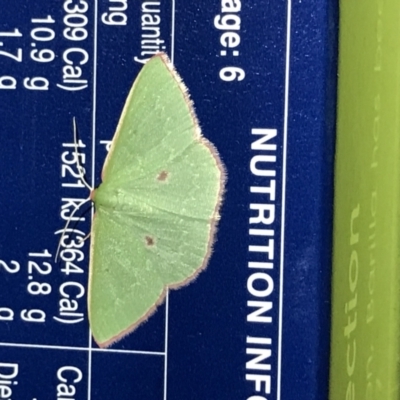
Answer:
[{"left": 0, "top": 1, "right": 337, "bottom": 398}]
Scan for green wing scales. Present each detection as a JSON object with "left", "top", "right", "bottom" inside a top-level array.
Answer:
[{"left": 88, "top": 54, "right": 225, "bottom": 347}]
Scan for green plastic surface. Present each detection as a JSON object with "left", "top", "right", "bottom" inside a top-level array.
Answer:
[{"left": 330, "top": 1, "right": 400, "bottom": 399}]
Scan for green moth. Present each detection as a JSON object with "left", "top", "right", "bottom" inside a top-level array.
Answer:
[{"left": 88, "top": 53, "right": 225, "bottom": 347}]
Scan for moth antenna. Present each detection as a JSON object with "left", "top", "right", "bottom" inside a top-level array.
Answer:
[
  {"left": 55, "top": 119, "right": 93, "bottom": 262},
  {"left": 73, "top": 117, "right": 93, "bottom": 191},
  {"left": 78, "top": 231, "right": 92, "bottom": 243},
  {"left": 55, "top": 196, "right": 92, "bottom": 262}
]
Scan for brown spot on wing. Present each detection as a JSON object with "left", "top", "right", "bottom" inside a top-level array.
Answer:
[
  {"left": 157, "top": 170, "right": 169, "bottom": 181},
  {"left": 145, "top": 236, "right": 155, "bottom": 247}
]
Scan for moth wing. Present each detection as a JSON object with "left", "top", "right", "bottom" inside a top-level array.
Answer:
[
  {"left": 102, "top": 54, "right": 199, "bottom": 184},
  {"left": 89, "top": 53, "right": 225, "bottom": 347}
]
